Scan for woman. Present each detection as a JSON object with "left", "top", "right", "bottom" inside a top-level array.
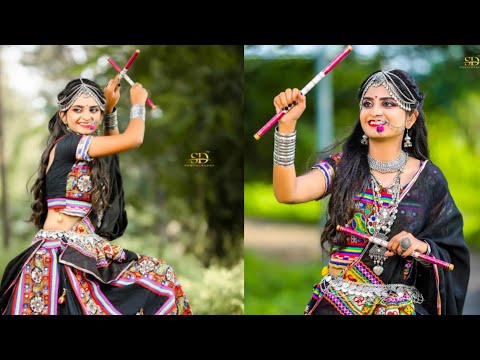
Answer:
[
  {"left": 0, "top": 75, "right": 192, "bottom": 315},
  {"left": 272, "top": 69, "right": 469, "bottom": 315}
]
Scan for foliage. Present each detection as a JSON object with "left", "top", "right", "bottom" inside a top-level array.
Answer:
[
  {"left": 244, "top": 250, "right": 324, "bottom": 315},
  {"left": 244, "top": 182, "right": 322, "bottom": 224},
  {"left": 183, "top": 260, "right": 244, "bottom": 315}
]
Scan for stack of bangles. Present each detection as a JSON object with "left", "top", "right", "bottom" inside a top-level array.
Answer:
[
  {"left": 104, "top": 108, "right": 118, "bottom": 130},
  {"left": 273, "top": 126, "right": 296, "bottom": 166}
]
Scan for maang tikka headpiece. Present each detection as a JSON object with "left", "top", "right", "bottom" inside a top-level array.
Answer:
[
  {"left": 360, "top": 70, "right": 418, "bottom": 112},
  {"left": 57, "top": 78, "right": 106, "bottom": 112}
]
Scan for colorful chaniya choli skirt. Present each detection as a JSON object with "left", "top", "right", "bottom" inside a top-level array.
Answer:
[
  {"left": 0, "top": 218, "right": 192, "bottom": 315},
  {"left": 304, "top": 259, "right": 423, "bottom": 315}
]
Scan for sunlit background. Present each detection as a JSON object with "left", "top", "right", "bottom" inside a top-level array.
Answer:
[
  {"left": 0, "top": 45, "right": 244, "bottom": 314},
  {"left": 244, "top": 45, "right": 480, "bottom": 315}
]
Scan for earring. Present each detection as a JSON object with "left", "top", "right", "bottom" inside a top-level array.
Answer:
[
  {"left": 65, "top": 124, "right": 72, "bottom": 133},
  {"left": 361, "top": 134, "right": 369, "bottom": 145},
  {"left": 404, "top": 129, "right": 412, "bottom": 147}
]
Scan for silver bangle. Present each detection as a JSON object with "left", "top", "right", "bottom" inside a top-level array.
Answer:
[
  {"left": 130, "top": 104, "right": 146, "bottom": 121},
  {"left": 104, "top": 108, "right": 118, "bottom": 130},
  {"left": 417, "top": 241, "right": 432, "bottom": 267},
  {"left": 424, "top": 241, "right": 431, "bottom": 256},
  {"left": 274, "top": 126, "right": 296, "bottom": 167}
]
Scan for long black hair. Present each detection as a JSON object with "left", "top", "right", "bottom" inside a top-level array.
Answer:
[
  {"left": 321, "top": 69, "right": 429, "bottom": 255},
  {"left": 29, "top": 78, "right": 111, "bottom": 229}
]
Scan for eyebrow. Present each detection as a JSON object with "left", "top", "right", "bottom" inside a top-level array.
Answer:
[{"left": 362, "top": 97, "right": 396, "bottom": 101}]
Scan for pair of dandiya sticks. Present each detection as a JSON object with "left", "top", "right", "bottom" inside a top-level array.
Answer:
[
  {"left": 107, "top": 49, "right": 157, "bottom": 109},
  {"left": 252, "top": 45, "right": 454, "bottom": 271}
]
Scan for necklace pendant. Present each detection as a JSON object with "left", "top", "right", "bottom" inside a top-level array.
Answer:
[
  {"left": 369, "top": 242, "right": 388, "bottom": 276},
  {"left": 373, "top": 265, "right": 384, "bottom": 276}
]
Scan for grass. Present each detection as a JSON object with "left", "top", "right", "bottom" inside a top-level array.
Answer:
[{"left": 244, "top": 249, "right": 327, "bottom": 315}]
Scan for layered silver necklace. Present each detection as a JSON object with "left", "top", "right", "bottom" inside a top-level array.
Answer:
[
  {"left": 367, "top": 150, "right": 408, "bottom": 173},
  {"left": 367, "top": 152, "right": 408, "bottom": 276}
]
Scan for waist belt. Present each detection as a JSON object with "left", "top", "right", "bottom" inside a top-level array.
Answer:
[{"left": 320, "top": 274, "right": 424, "bottom": 304}]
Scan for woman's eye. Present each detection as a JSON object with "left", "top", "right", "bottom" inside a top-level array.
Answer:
[
  {"left": 383, "top": 101, "right": 396, "bottom": 107},
  {"left": 361, "top": 101, "right": 372, "bottom": 108}
]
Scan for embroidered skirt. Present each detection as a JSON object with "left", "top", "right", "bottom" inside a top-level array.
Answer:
[
  {"left": 0, "top": 218, "right": 192, "bottom": 315},
  {"left": 304, "top": 260, "right": 422, "bottom": 315}
]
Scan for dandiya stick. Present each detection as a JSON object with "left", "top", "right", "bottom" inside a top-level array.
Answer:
[
  {"left": 119, "top": 49, "right": 140, "bottom": 81},
  {"left": 253, "top": 45, "right": 353, "bottom": 140},
  {"left": 336, "top": 225, "right": 454, "bottom": 271},
  {"left": 107, "top": 56, "right": 156, "bottom": 109}
]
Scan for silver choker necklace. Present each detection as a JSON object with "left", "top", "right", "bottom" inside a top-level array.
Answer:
[{"left": 368, "top": 151, "right": 408, "bottom": 173}]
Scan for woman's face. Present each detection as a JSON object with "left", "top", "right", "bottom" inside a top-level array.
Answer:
[
  {"left": 60, "top": 96, "right": 102, "bottom": 135},
  {"left": 359, "top": 85, "right": 415, "bottom": 143}
]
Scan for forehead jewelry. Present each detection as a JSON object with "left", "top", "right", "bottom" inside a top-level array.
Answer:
[
  {"left": 58, "top": 78, "right": 106, "bottom": 112},
  {"left": 360, "top": 70, "right": 418, "bottom": 111}
]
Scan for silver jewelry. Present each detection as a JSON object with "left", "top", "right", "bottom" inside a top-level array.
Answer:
[
  {"left": 369, "top": 233, "right": 389, "bottom": 276},
  {"left": 104, "top": 108, "right": 118, "bottom": 130},
  {"left": 400, "top": 237, "right": 411, "bottom": 251},
  {"left": 360, "top": 70, "right": 418, "bottom": 112},
  {"left": 371, "top": 171, "right": 402, "bottom": 236},
  {"left": 58, "top": 78, "right": 106, "bottom": 112},
  {"left": 130, "top": 104, "right": 146, "bottom": 121},
  {"left": 320, "top": 274, "right": 424, "bottom": 304},
  {"left": 273, "top": 126, "right": 296, "bottom": 167},
  {"left": 361, "top": 134, "right": 368, "bottom": 145},
  {"left": 367, "top": 150, "right": 408, "bottom": 173},
  {"left": 368, "top": 161, "right": 405, "bottom": 274},
  {"left": 404, "top": 129, "right": 412, "bottom": 147}
]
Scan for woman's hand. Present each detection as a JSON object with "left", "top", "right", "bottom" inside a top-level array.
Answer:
[
  {"left": 104, "top": 74, "right": 121, "bottom": 113},
  {"left": 385, "top": 231, "right": 429, "bottom": 257},
  {"left": 273, "top": 88, "right": 306, "bottom": 134},
  {"left": 130, "top": 82, "right": 148, "bottom": 106}
]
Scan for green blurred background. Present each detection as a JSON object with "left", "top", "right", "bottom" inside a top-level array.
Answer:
[
  {"left": 0, "top": 45, "right": 244, "bottom": 314},
  {"left": 244, "top": 45, "right": 480, "bottom": 315}
]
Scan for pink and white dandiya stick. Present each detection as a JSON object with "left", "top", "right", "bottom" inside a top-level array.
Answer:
[
  {"left": 336, "top": 225, "right": 454, "bottom": 271},
  {"left": 253, "top": 45, "right": 353, "bottom": 140},
  {"left": 119, "top": 49, "right": 140, "bottom": 81},
  {"left": 107, "top": 57, "right": 156, "bottom": 109}
]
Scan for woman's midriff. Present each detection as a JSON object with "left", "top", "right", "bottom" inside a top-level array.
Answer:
[{"left": 43, "top": 209, "right": 82, "bottom": 231}]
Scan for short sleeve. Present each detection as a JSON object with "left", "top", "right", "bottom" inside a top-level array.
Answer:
[
  {"left": 55, "top": 134, "right": 81, "bottom": 162},
  {"left": 311, "top": 152, "right": 342, "bottom": 199},
  {"left": 76, "top": 135, "right": 94, "bottom": 162}
]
